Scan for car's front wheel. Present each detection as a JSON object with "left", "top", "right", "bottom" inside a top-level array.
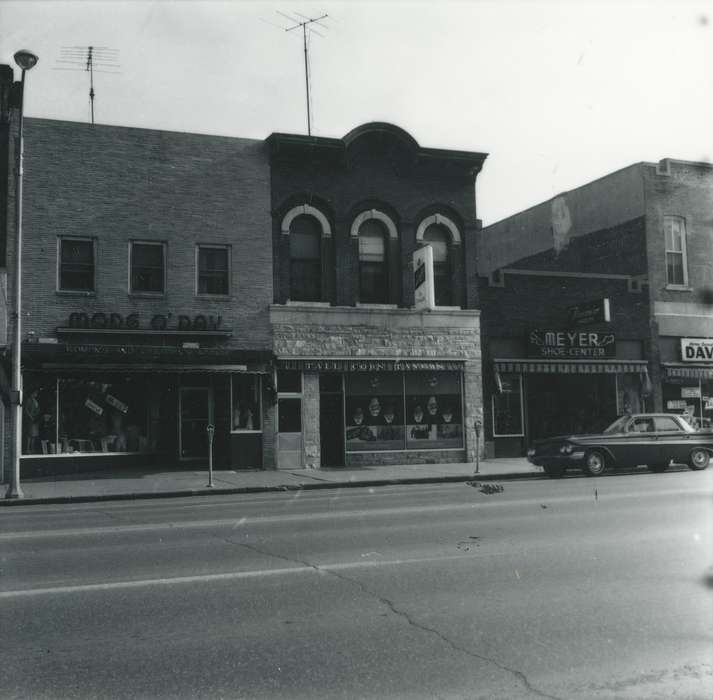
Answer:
[
  {"left": 584, "top": 450, "right": 607, "bottom": 477},
  {"left": 688, "top": 448, "right": 711, "bottom": 471}
]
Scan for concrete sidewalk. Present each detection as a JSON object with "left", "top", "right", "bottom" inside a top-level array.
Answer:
[{"left": 1, "top": 458, "right": 543, "bottom": 506}]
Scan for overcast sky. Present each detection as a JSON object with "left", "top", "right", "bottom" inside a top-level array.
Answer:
[{"left": 1, "top": 0, "right": 712, "bottom": 224}]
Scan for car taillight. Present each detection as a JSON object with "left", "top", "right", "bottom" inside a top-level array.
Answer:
[{"left": 560, "top": 444, "right": 573, "bottom": 454}]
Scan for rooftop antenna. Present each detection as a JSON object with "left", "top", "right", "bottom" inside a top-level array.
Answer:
[
  {"left": 277, "top": 11, "right": 328, "bottom": 136},
  {"left": 55, "top": 46, "right": 120, "bottom": 124}
]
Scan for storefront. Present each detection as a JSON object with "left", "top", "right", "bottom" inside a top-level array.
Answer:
[
  {"left": 20, "top": 342, "right": 272, "bottom": 477},
  {"left": 275, "top": 359, "right": 468, "bottom": 468},
  {"left": 488, "top": 328, "right": 650, "bottom": 456},
  {"left": 661, "top": 338, "right": 713, "bottom": 430}
]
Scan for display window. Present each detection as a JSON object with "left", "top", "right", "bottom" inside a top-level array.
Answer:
[
  {"left": 663, "top": 376, "right": 713, "bottom": 430},
  {"left": 231, "top": 375, "right": 262, "bottom": 432},
  {"left": 492, "top": 373, "right": 524, "bottom": 437},
  {"left": 615, "top": 373, "right": 648, "bottom": 416},
  {"left": 22, "top": 373, "right": 169, "bottom": 455},
  {"left": 344, "top": 371, "right": 464, "bottom": 452}
]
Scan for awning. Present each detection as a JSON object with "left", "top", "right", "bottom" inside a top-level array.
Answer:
[
  {"left": 663, "top": 364, "right": 713, "bottom": 379},
  {"left": 30, "top": 363, "right": 269, "bottom": 374},
  {"left": 494, "top": 359, "right": 649, "bottom": 375}
]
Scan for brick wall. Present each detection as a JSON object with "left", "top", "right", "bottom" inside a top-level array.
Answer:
[
  {"left": 269, "top": 125, "right": 485, "bottom": 310},
  {"left": 11, "top": 119, "right": 274, "bottom": 348}
]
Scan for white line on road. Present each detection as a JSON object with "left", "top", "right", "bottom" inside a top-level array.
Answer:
[{"left": 0, "top": 552, "right": 491, "bottom": 599}]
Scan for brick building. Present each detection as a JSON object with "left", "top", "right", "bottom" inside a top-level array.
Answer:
[
  {"left": 477, "top": 159, "right": 713, "bottom": 457},
  {"left": 268, "top": 123, "right": 488, "bottom": 468},
  {"left": 0, "top": 107, "right": 275, "bottom": 478}
]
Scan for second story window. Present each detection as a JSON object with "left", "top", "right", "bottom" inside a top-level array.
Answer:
[
  {"left": 423, "top": 224, "right": 451, "bottom": 306},
  {"left": 664, "top": 216, "right": 688, "bottom": 287},
  {"left": 197, "top": 245, "right": 230, "bottom": 296},
  {"left": 289, "top": 215, "right": 322, "bottom": 302},
  {"left": 59, "top": 238, "right": 95, "bottom": 292},
  {"left": 131, "top": 241, "right": 165, "bottom": 294},
  {"left": 358, "top": 219, "right": 389, "bottom": 304}
]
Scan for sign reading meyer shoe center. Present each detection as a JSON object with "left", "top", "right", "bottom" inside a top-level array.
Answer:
[
  {"left": 527, "top": 329, "right": 617, "bottom": 359},
  {"left": 681, "top": 338, "right": 713, "bottom": 362}
]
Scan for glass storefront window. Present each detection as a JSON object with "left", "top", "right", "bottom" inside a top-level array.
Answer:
[
  {"left": 344, "top": 371, "right": 464, "bottom": 452},
  {"left": 616, "top": 373, "right": 647, "bottom": 416},
  {"left": 22, "top": 373, "right": 167, "bottom": 455},
  {"left": 232, "top": 375, "right": 261, "bottom": 432},
  {"left": 663, "top": 376, "right": 712, "bottom": 430},
  {"left": 345, "top": 373, "right": 405, "bottom": 451},
  {"left": 492, "top": 374, "right": 524, "bottom": 437}
]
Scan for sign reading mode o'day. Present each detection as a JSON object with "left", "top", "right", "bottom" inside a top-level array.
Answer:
[{"left": 681, "top": 338, "right": 713, "bottom": 362}]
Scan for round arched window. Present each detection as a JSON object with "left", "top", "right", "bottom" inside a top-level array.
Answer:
[
  {"left": 289, "top": 215, "right": 322, "bottom": 301},
  {"left": 358, "top": 219, "right": 389, "bottom": 303},
  {"left": 423, "top": 224, "right": 451, "bottom": 306}
]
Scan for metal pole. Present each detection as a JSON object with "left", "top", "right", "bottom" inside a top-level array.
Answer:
[
  {"left": 206, "top": 424, "right": 215, "bottom": 488},
  {"left": 303, "top": 23, "right": 311, "bottom": 136},
  {"left": 6, "top": 69, "right": 27, "bottom": 499}
]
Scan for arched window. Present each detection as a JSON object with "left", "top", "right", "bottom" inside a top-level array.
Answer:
[
  {"left": 423, "top": 224, "right": 451, "bottom": 306},
  {"left": 289, "top": 215, "right": 322, "bottom": 302},
  {"left": 358, "top": 219, "right": 389, "bottom": 303}
]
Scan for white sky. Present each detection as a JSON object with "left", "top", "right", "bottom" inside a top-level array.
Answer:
[{"left": 1, "top": 0, "right": 712, "bottom": 224}]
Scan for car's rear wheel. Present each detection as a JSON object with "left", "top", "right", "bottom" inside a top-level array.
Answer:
[
  {"left": 648, "top": 463, "right": 668, "bottom": 473},
  {"left": 584, "top": 450, "right": 607, "bottom": 477},
  {"left": 543, "top": 464, "right": 565, "bottom": 478},
  {"left": 688, "top": 448, "right": 711, "bottom": 471}
]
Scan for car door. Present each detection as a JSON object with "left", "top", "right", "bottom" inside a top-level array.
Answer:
[
  {"left": 653, "top": 415, "right": 691, "bottom": 465},
  {"left": 615, "top": 416, "right": 657, "bottom": 466}
]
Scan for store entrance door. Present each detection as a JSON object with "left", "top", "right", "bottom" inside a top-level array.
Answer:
[
  {"left": 179, "top": 386, "right": 210, "bottom": 460},
  {"left": 320, "top": 393, "right": 344, "bottom": 467},
  {"left": 527, "top": 374, "right": 617, "bottom": 441}
]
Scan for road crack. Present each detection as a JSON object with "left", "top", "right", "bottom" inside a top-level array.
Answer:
[{"left": 224, "top": 537, "right": 564, "bottom": 700}]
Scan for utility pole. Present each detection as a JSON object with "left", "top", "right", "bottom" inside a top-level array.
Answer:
[{"left": 279, "top": 12, "right": 328, "bottom": 136}]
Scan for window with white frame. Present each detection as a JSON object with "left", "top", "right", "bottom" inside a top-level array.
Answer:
[
  {"left": 197, "top": 245, "right": 230, "bottom": 296},
  {"left": 289, "top": 215, "right": 322, "bottom": 302},
  {"left": 358, "top": 219, "right": 389, "bottom": 304},
  {"left": 130, "top": 241, "right": 165, "bottom": 294},
  {"left": 58, "top": 238, "right": 95, "bottom": 292},
  {"left": 664, "top": 216, "right": 688, "bottom": 286},
  {"left": 423, "top": 224, "right": 452, "bottom": 306}
]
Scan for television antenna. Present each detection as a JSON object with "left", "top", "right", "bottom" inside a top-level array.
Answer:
[
  {"left": 268, "top": 11, "right": 328, "bottom": 136},
  {"left": 55, "top": 46, "right": 120, "bottom": 125}
]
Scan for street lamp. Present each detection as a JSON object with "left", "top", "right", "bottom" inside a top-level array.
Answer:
[{"left": 5, "top": 50, "right": 38, "bottom": 499}]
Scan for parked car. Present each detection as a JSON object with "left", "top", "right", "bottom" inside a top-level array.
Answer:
[{"left": 527, "top": 413, "right": 713, "bottom": 478}]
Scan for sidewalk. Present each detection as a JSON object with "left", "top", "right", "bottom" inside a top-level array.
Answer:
[{"left": 1, "top": 458, "right": 542, "bottom": 506}]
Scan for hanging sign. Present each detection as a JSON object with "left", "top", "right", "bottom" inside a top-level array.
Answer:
[
  {"left": 413, "top": 246, "right": 435, "bottom": 311},
  {"left": 567, "top": 298, "right": 611, "bottom": 326}
]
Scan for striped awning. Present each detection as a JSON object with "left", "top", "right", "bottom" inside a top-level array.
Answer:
[
  {"left": 494, "top": 359, "right": 649, "bottom": 375},
  {"left": 33, "top": 363, "right": 269, "bottom": 374},
  {"left": 663, "top": 364, "right": 713, "bottom": 379}
]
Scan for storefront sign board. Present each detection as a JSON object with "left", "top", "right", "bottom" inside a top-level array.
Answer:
[
  {"left": 681, "top": 386, "right": 701, "bottom": 398},
  {"left": 667, "top": 400, "right": 687, "bottom": 410},
  {"left": 278, "top": 359, "right": 464, "bottom": 372},
  {"left": 567, "top": 298, "right": 610, "bottom": 326},
  {"left": 527, "top": 329, "right": 616, "bottom": 359},
  {"left": 681, "top": 338, "right": 713, "bottom": 362}
]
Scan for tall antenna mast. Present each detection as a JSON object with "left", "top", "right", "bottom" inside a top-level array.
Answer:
[
  {"left": 279, "top": 12, "right": 328, "bottom": 136},
  {"left": 55, "top": 46, "right": 120, "bottom": 124}
]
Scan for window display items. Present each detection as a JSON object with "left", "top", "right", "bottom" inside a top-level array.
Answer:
[
  {"left": 409, "top": 405, "right": 431, "bottom": 439},
  {"left": 377, "top": 404, "right": 403, "bottom": 441},
  {"left": 346, "top": 406, "right": 376, "bottom": 441}
]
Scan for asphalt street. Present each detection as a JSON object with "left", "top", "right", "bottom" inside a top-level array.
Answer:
[{"left": 1, "top": 470, "right": 711, "bottom": 699}]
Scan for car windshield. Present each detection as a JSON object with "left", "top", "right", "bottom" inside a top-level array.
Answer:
[{"left": 603, "top": 416, "right": 631, "bottom": 434}]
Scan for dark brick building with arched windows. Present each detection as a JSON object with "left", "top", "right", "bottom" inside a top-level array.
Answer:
[{"left": 267, "top": 123, "right": 488, "bottom": 468}]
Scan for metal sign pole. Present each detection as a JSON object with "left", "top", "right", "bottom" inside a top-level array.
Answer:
[{"left": 206, "top": 424, "right": 215, "bottom": 488}]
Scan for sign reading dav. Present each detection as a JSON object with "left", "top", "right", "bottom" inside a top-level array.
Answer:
[{"left": 681, "top": 338, "right": 713, "bottom": 362}]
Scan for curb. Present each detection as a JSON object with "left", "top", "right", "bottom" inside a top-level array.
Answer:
[{"left": 0, "top": 471, "right": 544, "bottom": 507}]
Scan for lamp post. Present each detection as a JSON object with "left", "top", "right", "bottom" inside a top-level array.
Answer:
[{"left": 5, "top": 50, "right": 38, "bottom": 499}]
